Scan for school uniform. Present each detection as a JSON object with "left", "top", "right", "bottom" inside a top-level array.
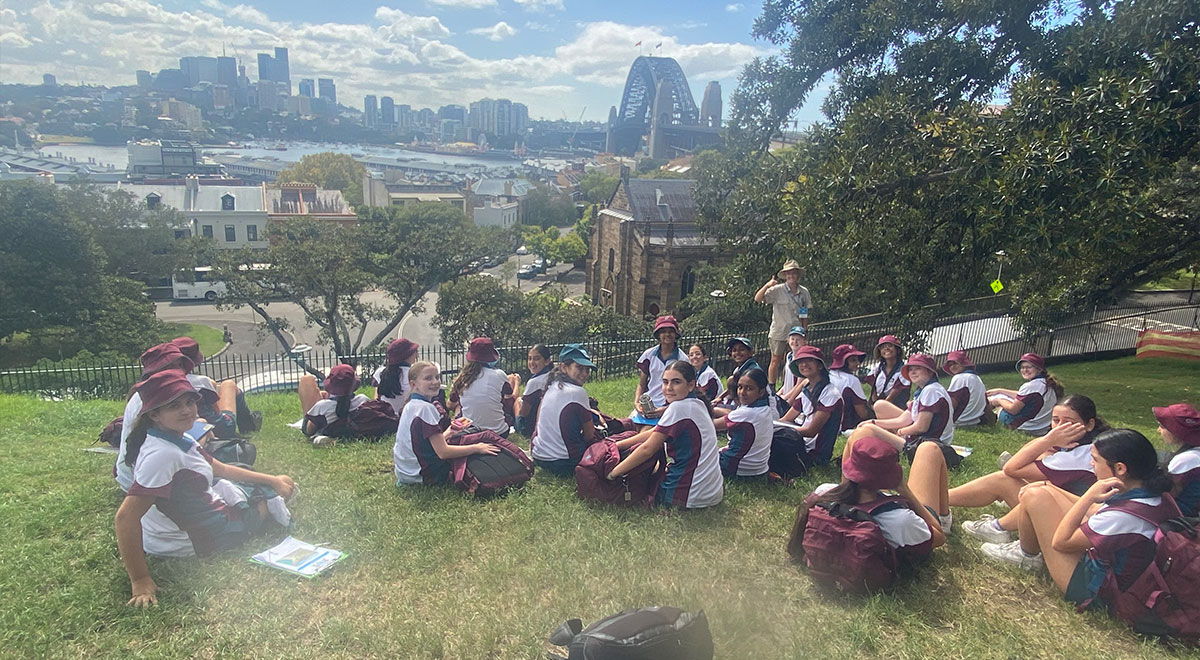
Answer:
[
  {"left": 1168, "top": 447, "right": 1200, "bottom": 517},
  {"left": 1034, "top": 432, "right": 1098, "bottom": 496},
  {"left": 782, "top": 351, "right": 799, "bottom": 396},
  {"left": 636, "top": 345, "right": 688, "bottom": 408},
  {"left": 903, "top": 381, "right": 959, "bottom": 467},
  {"left": 721, "top": 358, "right": 762, "bottom": 407},
  {"left": 869, "top": 362, "right": 911, "bottom": 403},
  {"left": 514, "top": 367, "right": 551, "bottom": 436},
  {"left": 947, "top": 371, "right": 987, "bottom": 427},
  {"left": 829, "top": 369, "right": 869, "bottom": 430},
  {"left": 999, "top": 377, "right": 1057, "bottom": 434},
  {"left": 129, "top": 429, "right": 275, "bottom": 557},
  {"left": 371, "top": 364, "right": 411, "bottom": 415},
  {"left": 449, "top": 367, "right": 514, "bottom": 435},
  {"left": 187, "top": 373, "right": 236, "bottom": 438},
  {"left": 531, "top": 379, "right": 594, "bottom": 475},
  {"left": 696, "top": 363, "right": 725, "bottom": 401},
  {"left": 813, "top": 483, "right": 934, "bottom": 564},
  {"left": 304, "top": 394, "right": 370, "bottom": 435},
  {"left": 394, "top": 394, "right": 450, "bottom": 485},
  {"left": 720, "top": 397, "right": 777, "bottom": 477},
  {"left": 115, "top": 393, "right": 144, "bottom": 492},
  {"left": 789, "top": 376, "right": 845, "bottom": 465},
  {"left": 655, "top": 394, "right": 724, "bottom": 509},
  {"left": 1068, "top": 488, "right": 1181, "bottom": 607}
]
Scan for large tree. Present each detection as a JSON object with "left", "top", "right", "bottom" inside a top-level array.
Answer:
[
  {"left": 277, "top": 152, "right": 367, "bottom": 208},
  {"left": 699, "top": 0, "right": 1200, "bottom": 340},
  {"left": 211, "top": 203, "right": 494, "bottom": 364}
]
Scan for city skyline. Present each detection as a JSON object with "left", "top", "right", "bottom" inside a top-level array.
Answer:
[{"left": 0, "top": 0, "right": 829, "bottom": 127}]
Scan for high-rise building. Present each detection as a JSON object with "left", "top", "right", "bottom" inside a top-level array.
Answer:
[
  {"left": 257, "top": 81, "right": 280, "bottom": 111},
  {"left": 417, "top": 108, "right": 436, "bottom": 128},
  {"left": 154, "top": 68, "right": 186, "bottom": 92},
  {"left": 494, "top": 99, "right": 512, "bottom": 136},
  {"left": 396, "top": 104, "right": 412, "bottom": 130},
  {"left": 212, "top": 84, "right": 233, "bottom": 110},
  {"left": 318, "top": 78, "right": 336, "bottom": 107},
  {"left": 438, "top": 104, "right": 467, "bottom": 124},
  {"left": 273, "top": 47, "right": 290, "bottom": 95},
  {"left": 512, "top": 103, "right": 529, "bottom": 136},
  {"left": 217, "top": 56, "right": 237, "bottom": 87},
  {"left": 380, "top": 97, "right": 395, "bottom": 126},
  {"left": 364, "top": 95, "right": 378, "bottom": 128},
  {"left": 298, "top": 78, "right": 315, "bottom": 98},
  {"left": 699, "top": 81, "right": 722, "bottom": 129},
  {"left": 257, "top": 53, "right": 272, "bottom": 82},
  {"left": 136, "top": 70, "right": 152, "bottom": 89},
  {"left": 42, "top": 73, "right": 57, "bottom": 86}
]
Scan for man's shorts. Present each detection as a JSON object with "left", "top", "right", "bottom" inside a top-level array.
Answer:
[{"left": 769, "top": 338, "right": 790, "bottom": 356}]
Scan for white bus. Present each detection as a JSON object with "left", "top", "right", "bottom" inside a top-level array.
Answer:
[{"left": 172, "top": 266, "right": 227, "bottom": 301}]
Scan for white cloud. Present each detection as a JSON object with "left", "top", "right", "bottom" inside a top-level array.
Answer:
[
  {"left": 524, "top": 21, "right": 553, "bottom": 32},
  {"left": 428, "top": 0, "right": 497, "bottom": 6},
  {"left": 725, "top": 3, "right": 743, "bottom": 12},
  {"left": 468, "top": 21, "right": 518, "bottom": 41},
  {"left": 374, "top": 7, "right": 452, "bottom": 39},
  {"left": 514, "top": 0, "right": 565, "bottom": 11}
]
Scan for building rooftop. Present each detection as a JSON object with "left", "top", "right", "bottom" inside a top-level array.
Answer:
[
  {"left": 471, "top": 178, "right": 535, "bottom": 197},
  {"left": 614, "top": 178, "right": 698, "bottom": 224}
]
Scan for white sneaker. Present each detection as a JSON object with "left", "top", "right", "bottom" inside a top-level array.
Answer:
[
  {"left": 311, "top": 434, "right": 336, "bottom": 447},
  {"left": 937, "top": 511, "right": 953, "bottom": 535},
  {"left": 266, "top": 496, "right": 292, "bottom": 527},
  {"left": 962, "top": 515, "right": 1014, "bottom": 543},
  {"left": 981, "top": 540, "right": 1045, "bottom": 571},
  {"left": 997, "top": 451, "right": 1013, "bottom": 470}
]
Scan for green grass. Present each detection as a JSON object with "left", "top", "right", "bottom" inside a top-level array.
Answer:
[
  {"left": 0, "top": 357, "right": 1197, "bottom": 659},
  {"left": 1143, "top": 268, "right": 1199, "bottom": 291},
  {"left": 0, "top": 323, "right": 224, "bottom": 369},
  {"left": 162, "top": 323, "right": 226, "bottom": 360}
]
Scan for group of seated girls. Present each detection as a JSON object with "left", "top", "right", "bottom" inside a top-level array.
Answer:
[{"left": 112, "top": 339, "right": 295, "bottom": 607}]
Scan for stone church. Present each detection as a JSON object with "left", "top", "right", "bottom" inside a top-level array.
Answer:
[{"left": 586, "top": 172, "right": 731, "bottom": 318}]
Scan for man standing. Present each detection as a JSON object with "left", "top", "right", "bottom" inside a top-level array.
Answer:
[{"left": 754, "top": 259, "right": 812, "bottom": 388}]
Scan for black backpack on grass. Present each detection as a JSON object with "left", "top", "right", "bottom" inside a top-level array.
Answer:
[{"left": 548, "top": 607, "right": 713, "bottom": 660}]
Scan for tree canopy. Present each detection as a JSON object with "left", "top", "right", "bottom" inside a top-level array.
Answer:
[
  {"left": 277, "top": 152, "right": 367, "bottom": 208},
  {"left": 699, "top": 0, "right": 1200, "bottom": 340}
]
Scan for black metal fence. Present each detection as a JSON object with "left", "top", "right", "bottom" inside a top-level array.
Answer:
[{"left": 3, "top": 295, "right": 1196, "bottom": 400}]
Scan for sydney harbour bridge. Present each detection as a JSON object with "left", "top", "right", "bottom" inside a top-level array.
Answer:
[{"left": 605, "top": 56, "right": 723, "bottom": 159}]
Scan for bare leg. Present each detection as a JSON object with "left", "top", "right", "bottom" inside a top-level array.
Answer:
[
  {"left": 217, "top": 380, "right": 237, "bottom": 415},
  {"left": 1016, "top": 484, "right": 1083, "bottom": 593},
  {"left": 948, "top": 471, "right": 1023, "bottom": 508},
  {"left": 873, "top": 400, "right": 906, "bottom": 419},
  {"left": 997, "top": 504, "right": 1023, "bottom": 530},
  {"left": 908, "top": 442, "right": 949, "bottom": 515},
  {"left": 842, "top": 424, "right": 906, "bottom": 465},
  {"left": 299, "top": 374, "right": 322, "bottom": 415}
]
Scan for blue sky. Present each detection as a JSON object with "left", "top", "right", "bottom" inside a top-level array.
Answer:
[{"left": 0, "top": 0, "right": 827, "bottom": 126}]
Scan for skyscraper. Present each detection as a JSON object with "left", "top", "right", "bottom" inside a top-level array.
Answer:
[
  {"left": 257, "top": 53, "right": 272, "bottom": 82},
  {"left": 318, "top": 78, "right": 336, "bottom": 106},
  {"left": 217, "top": 56, "right": 237, "bottom": 87},
  {"left": 364, "top": 95, "right": 378, "bottom": 128},
  {"left": 273, "top": 47, "right": 290, "bottom": 95},
  {"left": 380, "top": 97, "right": 395, "bottom": 126},
  {"left": 298, "top": 79, "right": 315, "bottom": 98}
]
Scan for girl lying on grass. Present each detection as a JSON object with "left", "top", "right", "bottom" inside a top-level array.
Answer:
[
  {"left": 394, "top": 361, "right": 499, "bottom": 486},
  {"left": 1155, "top": 402, "right": 1200, "bottom": 517},
  {"left": 713, "top": 367, "right": 778, "bottom": 480},
  {"left": 953, "top": 395, "right": 1109, "bottom": 544},
  {"left": 979, "top": 429, "right": 1178, "bottom": 612},
  {"left": 115, "top": 370, "right": 296, "bottom": 607},
  {"left": 609, "top": 360, "right": 724, "bottom": 509}
]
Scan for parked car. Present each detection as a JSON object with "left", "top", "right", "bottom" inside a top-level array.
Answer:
[
  {"left": 531, "top": 259, "right": 548, "bottom": 274},
  {"left": 485, "top": 255, "right": 505, "bottom": 268},
  {"left": 517, "top": 265, "right": 538, "bottom": 280},
  {"left": 516, "top": 245, "right": 530, "bottom": 255}
]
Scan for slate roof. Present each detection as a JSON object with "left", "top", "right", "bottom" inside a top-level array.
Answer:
[{"left": 616, "top": 178, "right": 698, "bottom": 224}]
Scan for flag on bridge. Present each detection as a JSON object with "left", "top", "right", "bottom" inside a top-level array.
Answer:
[
  {"left": 634, "top": 41, "right": 642, "bottom": 47},
  {"left": 1136, "top": 330, "right": 1200, "bottom": 361}
]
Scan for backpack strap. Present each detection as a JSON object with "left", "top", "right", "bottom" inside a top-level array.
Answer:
[{"left": 802, "top": 377, "right": 830, "bottom": 409}]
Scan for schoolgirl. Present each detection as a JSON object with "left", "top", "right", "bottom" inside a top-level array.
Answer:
[
  {"left": 394, "top": 361, "right": 500, "bottom": 485},
  {"left": 860, "top": 354, "right": 959, "bottom": 469},
  {"left": 778, "top": 326, "right": 808, "bottom": 406},
  {"left": 449, "top": 337, "right": 516, "bottom": 436},
  {"left": 867, "top": 335, "right": 911, "bottom": 406},
  {"left": 828, "top": 344, "right": 872, "bottom": 430},
  {"left": 980, "top": 429, "right": 1179, "bottom": 612},
  {"left": 786, "top": 433, "right": 947, "bottom": 565},
  {"left": 115, "top": 370, "right": 296, "bottom": 607},
  {"left": 987, "top": 352, "right": 1063, "bottom": 435},
  {"left": 688, "top": 343, "right": 725, "bottom": 401},
  {"left": 116, "top": 343, "right": 196, "bottom": 492},
  {"left": 713, "top": 367, "right": 778, "bottom": 479},
  {"left": 512, "top": 344, "right": 553, "bottom": 437},
  {"left": 633, "top": 315, "right": 687, "bottom": 414},
  {"left": 1155, "top": 402, "right": 1200, "bottom": 517},
  {"left": 779, "top": 346, "right": 844, "bottom": 465},
  {"left": 954, "top": 395, "right": 1109, "bottom": 543},
  {"left": 170, "top": 335, "right": 261, "bottom": 437},
  {"left": 609, "top": 360, "right": 724, "bottom": 509},
  {"left": 531, "top": 345, "right": 600, "bottom": 476},
  {"left": 299, "top": 364, "right": 370, "bottom": 444},
  {"left": 715, "top": 336, "right": 761, "bottom": 411},
  {"left": 941, "top": 350, "right": 987, "bottom": 427},
  {"left": 372, "top": 338, "right": 419, "bottom": 415}
]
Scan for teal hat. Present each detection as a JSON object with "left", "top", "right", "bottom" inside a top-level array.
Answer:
[
  {"left": 559, "top": 343, "right": 596, "bottom": 369},
  {"left": 788, "top": 325, "right": 806, "bottom": 337},
  {"left": 725, "top": 337, "right": 753, "bottom": 354}
]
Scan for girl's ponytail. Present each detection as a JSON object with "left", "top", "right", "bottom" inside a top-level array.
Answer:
[
  {"left": 124, "top": 417, "right": 151, "bottom": 467},
  {"left": 1045, "top": 372, "right": 1065, "bottom": 399}
]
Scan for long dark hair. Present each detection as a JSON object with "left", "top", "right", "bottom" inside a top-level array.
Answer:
[
  {"left": 1093, "top": 429, "right": 1173, "bottom": 494},
  {"left": 1058, "top": 394, "right": 1110, "bottom": 438},
  {"left": 333, "top": 394, "right": 353, "bottom": 421},
  {"left": 546, "top": 359, "right": 583, "bottom": 390},
  {"left": 736, "top": 367, "right": 770, "bottom": 404},
  {"left": 451, "top": 360, "right": 487, "bottom": 401},
  {"left": 377, "top": 362, "right": 408, "bottom": 399},
  {"left": 787, "top": 481, "right": 864, "bottom": 560},
  {"left": 664, "top": 360, "right": 713, "bottom": 417},
  {"left": 124, "top": 393, "right": 200, "bottom": 467},
  {"left": 1045, "top": 372, "right": 1065, "bottom": 399},
  {"left": 530, "top": 343, "right": 551, "bottom": 364}
]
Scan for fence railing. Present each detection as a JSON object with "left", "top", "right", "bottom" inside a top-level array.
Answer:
[{"left": 2, "top": 297, "right": 1196, "bottom": 400}]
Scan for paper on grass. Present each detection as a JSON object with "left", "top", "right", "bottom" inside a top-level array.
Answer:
[
  {"left": 951, "top": 445, "right": 974, "bottom": 459},
  {"left": 251, "top": 536, "right": 346, "bottom": 577},
  {"left": 287, "top": 419, "right": 305, "bottom": 429}
]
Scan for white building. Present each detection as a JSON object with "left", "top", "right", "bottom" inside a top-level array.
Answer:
[{"left": 473, "top": 199, "right": 519, "bottom": 229}]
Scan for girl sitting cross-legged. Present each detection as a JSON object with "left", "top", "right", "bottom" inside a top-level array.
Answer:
[{"left": 861, "top": 353, "right": 960, "bottom": 470}]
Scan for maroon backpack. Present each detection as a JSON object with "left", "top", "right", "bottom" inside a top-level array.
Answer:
[
  {"left": 799, "top": 494, "right": 908, "bottom": 594},
  {"left": 323, "top": 399, "right": 399, "bottom": 439},
  {"left": 446, "top": 427, "right": 534, "bottom": 497},
  {"left": 1089, "top": 497, "right": 1200, "bottom": 640},
  {"left": 98, "top": 417, "right": 123, "bottom": 448},
  {"left": 574, "top": 431, "right": 666, "bottom": 507}
]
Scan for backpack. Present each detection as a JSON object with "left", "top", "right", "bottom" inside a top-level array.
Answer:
[
  {"left": 1089, "top": 498, "right": 1200, "bottom": 640},
  {"left": 445, "top": 426, "right": 534, "bottom": 497},
  {"left": 98, "top": 417, "right": 123, "bottom": 448},
  {"left": 796, "top": 494, "right": 907, "bottom": 594},
  {"left": 575, "top": 432, "right": 666, "bottom": 507},
  {"left": 324, "top": 399, "right": 400, "bottom": 440},
  {"left": 204, "top": 437, "right": 257, "bottom": 467},
  {"left": 547, "top": 607, "right": 714, "bottom": 660},
  {"left": 767, "top": 426, "right": 811, "bottom": 480}
]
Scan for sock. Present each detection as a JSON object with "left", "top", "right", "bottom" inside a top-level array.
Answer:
[{"left": 989, "top": 519, "right": 1005, "bottom": 532}]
